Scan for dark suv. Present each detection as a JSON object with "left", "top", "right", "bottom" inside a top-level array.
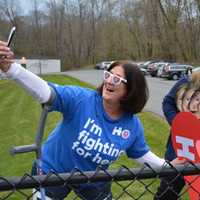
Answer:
[{"left": 161, "top": 63, "right": 193, "bottom": 80}]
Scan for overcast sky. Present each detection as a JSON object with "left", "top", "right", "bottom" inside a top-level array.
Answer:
[
  {"left": 19, "top": 0, "right": 32, "bottom": 12},
  {"left": 19, "top": 0, "right": 47, "bottom": 15}
]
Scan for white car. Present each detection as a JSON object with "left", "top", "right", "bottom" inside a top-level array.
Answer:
[
  {"left": 192, "top": 67, "right": 200, "bottom": 73},
  {"left": 94, "top": 61, "right": 114, "bottom": 70},
  {"left": 139, "top": 67, "right": 148, "bottom": 76}
]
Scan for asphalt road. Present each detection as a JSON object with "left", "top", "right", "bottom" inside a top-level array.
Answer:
[{"left": 63, "top": 69, "right": 177, "bottom": 117}]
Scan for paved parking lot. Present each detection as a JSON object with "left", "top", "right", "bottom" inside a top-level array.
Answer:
[{"left": 63, "top": 69, "right": 177, "bottom": 117}]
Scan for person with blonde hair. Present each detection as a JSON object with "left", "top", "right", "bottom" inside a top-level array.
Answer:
[
  {"left": 175, "top": 82, "right": 200, "bottom": 117},
  {"left": 155, "top": 70, "right": 200, "bottom": 200},
  {"left": 175, "top": 84, "right": 188, "bottom": 112}
]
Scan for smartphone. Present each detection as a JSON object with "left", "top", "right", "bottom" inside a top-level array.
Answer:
[{"left": 7, "top": 26, "right": 16, "bottom": 47}]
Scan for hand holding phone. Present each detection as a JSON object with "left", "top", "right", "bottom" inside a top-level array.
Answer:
[
  {"left": 7, "top": 26, "right": 16, "bottom": 47},
  {"left": 0, "top": 26, "right": 16, "bottom": 71}
]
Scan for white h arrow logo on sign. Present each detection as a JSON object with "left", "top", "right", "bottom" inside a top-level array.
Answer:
[{"left": 176, "top": 136, "right": 195, "bottom": 161}]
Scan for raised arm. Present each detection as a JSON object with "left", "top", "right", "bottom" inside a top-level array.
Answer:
[{"left": 0, "top": 40, "right": 51, "bottom": 104}]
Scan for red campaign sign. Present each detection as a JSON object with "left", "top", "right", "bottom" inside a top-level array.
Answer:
[{"left": 172, "top": 112, "right": 200, "bottom": 200}]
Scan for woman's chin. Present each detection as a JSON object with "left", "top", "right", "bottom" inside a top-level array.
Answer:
[
  {"left": 102, "top": 94, "right": 110, "bottom": 101},
  {"left": 102, "top": 93, "right": 112, "bottom": 102}
]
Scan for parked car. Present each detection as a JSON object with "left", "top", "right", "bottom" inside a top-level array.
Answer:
[
  {"left": 192, "top": 67, "right": 200, "bottom": 73},
  {"left": 139, "top": 67, "right": 148, "bottom": 76},
  {"left": 140, "top": 59, "right": 163, "bottom": 70},
  {"left": 161, "top": 63, "right": 193, "bottom": 80},
  {"left": 135, "top": 61, "right": 145, "bottom": 67},
  {"left": 94, "top": 61, "right": 113, "bottom": 70},
  {"left": 157, "top": 64, "right": 165, "bottom": 77},
  {"left": 147, "top": 62, "right": 169, "bottom": 77},
  {"left": 130, "top": 61, "right": 148, "bottom": 76}
]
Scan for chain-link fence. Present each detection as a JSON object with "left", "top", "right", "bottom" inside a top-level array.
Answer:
[{"left": 1, "top": 162, "right": 200, "bottom": 200}]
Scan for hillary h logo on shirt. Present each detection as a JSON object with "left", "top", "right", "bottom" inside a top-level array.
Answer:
[
  {"left": 72, "top": 118, "right": 125, "bottom": 165},
  {"left": 112, "top": 126, "right": 130, "bottom": 139}
]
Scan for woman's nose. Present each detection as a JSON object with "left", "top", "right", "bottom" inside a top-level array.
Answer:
[{"left": 106, "top": 75, "right": 113, "bottom": 84}]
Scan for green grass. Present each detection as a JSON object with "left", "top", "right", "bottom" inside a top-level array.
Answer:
[{"left": 0, "top": 75, "right": 189, "bottom": 199}]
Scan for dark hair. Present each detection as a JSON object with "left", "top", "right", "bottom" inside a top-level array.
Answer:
[{"left": 97, "top": 60, "right": 149, "bottom": 115}]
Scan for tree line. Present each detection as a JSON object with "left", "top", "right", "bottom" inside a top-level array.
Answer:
[{"left": 0, "top": 0, "right": 200, "bottom": 70}]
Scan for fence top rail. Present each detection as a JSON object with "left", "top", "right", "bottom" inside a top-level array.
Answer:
[{"left": 0, "top": 163, "right": 200, "bottom": 192}]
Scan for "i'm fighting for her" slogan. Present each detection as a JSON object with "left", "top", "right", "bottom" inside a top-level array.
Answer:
[{"left": 72, "top": 118, "right": 130, "bottom": 165}]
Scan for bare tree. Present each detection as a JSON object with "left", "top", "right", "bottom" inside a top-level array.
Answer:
[
  {"left": 1, "top": 0, "right": 200, "bottom": 68},
  {"left": 157, "top": 0, "right": 188, "bottom": 61},
  {"left": 46, "top": 0, "right": 65, "bottom": 58},
  {"left": 182, "top": 0, "right": 200, "bottom": 61},
  {"left": 0, "top": 0, "right": 22, "bottom": 27}
]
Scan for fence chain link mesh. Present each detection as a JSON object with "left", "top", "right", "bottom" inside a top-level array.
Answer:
[{"left": 0, "top": 162, "right": 200, "bottom": 199}]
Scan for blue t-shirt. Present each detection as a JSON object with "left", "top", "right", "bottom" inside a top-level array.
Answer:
[{"left": 41, "top": 83, "right": 149, "bottom": 173}]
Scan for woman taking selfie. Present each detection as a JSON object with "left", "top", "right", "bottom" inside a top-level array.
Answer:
[{"left": 0, "top": 40, "right": 184, "bottom": 200}]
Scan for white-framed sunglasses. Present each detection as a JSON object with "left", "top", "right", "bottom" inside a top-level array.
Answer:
[{"left": 103, "top": 70, "right": 127, "bottom": 85}]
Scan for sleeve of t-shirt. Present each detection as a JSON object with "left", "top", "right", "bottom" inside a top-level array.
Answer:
[
  {"left": 126, "top": 117, "right": 150, "bottom": 159},
  {"left": 47, "top": 83, "right": 87, "bottom": 117},
  {"left": 162, "top": 77, "right": 189, "bottom": 125}
]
